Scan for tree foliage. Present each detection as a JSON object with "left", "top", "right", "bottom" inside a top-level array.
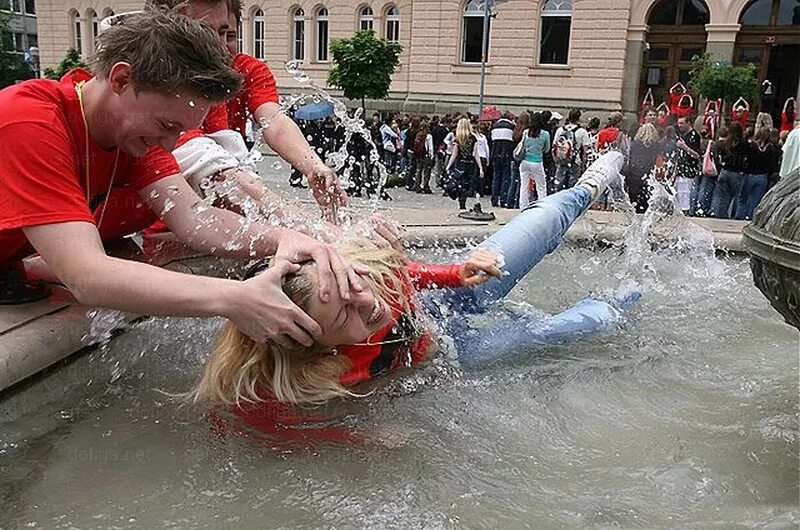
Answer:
[
  {"left": 0, "top": 11, "right": 32, "bottom": 88},
  {"left": 688, "top": 54, "right": 759, "bottom": 104},
  {"left": 327, "top": 30, "right": 402, "bottom": 109},
  {"left": 43, "top": 48, "right": 86, "bottom": 80}
]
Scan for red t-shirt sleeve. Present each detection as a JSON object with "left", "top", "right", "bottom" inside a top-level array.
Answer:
[
  {"left": 201, "top": 104, "right": 230, "bottom": 134},
  {"left": 407, "top": 261, "right": 463, "bottom": 289},
  {"left": 129, "top": 146, "right": 182, "bottom": 190},
  {"left": 235, "top": 54, "right": 279, "bottom": 114},
  {"left": 0, "top": 121, "right": 93, "bottom": 230}
]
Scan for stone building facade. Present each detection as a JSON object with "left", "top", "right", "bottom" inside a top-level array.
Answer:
[{"left": 34, "top": 0, "right": 800, "bottom": 117}]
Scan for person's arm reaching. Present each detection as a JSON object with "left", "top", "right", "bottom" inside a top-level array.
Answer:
[
  {"left": 23, "top": 222, "right": 322, "bottom": 346},
  {"left": 141, "top": 174, "right": 364, "bottom": 302},
  {"left": 408, "top": 250, "right": 501, "bottom": 290},
  {"left": 255, "top": 102, "right": 348, "bottom": 217}
]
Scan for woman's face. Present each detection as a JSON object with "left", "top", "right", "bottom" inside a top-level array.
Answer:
[{"left": 304, "top": 274, "right": 394, "bottom": 347}]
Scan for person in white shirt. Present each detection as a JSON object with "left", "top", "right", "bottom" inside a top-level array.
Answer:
[
  {"left": 474, "top": 123, "right": 491, "bottom": 196},
  {"left": 780, "top": 121, "right": 800, "bottom": 179}
]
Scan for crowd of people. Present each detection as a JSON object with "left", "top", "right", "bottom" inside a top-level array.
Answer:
[{"left": 292, "top": 99, "right": 799, "bottom": 220}]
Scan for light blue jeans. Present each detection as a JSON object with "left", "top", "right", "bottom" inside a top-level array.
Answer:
[{"left": 421, "top": 186, "right": 639, "bottom": 368}]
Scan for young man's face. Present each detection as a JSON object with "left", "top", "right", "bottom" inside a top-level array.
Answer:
[
  {"left": 108, "top": 66, "right": 211, "bottom": 156},
  {"left": 677, "top": 118, "right": 691, "bottom": 133},
  {"left": 225, "top": 12, "right": 238, "bottom": 55},
  {"left": 183, "top": 0, "right": 229, "bottom": 45}
]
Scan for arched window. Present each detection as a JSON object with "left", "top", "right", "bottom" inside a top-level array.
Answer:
[
  {"left": 292, "top": 8, "right": 305, "bottom": 61},
  {"left": 70, "top": 10, "right": 82, "bottom": 54},
  {"left": 316, "top": 7, "right": 329, "bottom": 61},
  {"left": 88, "top": 9, "right": 99, "bottom": 46},
  {"left": 539, "top": 0, "right": 572, "bottom": 65},
  {"left": 359, "top": 6, "right": 374, "bottom": 31},
  {"left": 648, "top": 0, "right": 710, "bottom": 26},
  {"left": 461, "top": 0, "right": 487, "bottom": 64},
  {"left": 740, "top": 0, "right": 799, "bottom": 26},
  {"left": 385, "top": 5, "right": 400, "bottom": 41},
  {"left": 253, "top": 9, "right": 265, "bottom": 59},
  {"left": 102, "top": 8, "right": 114, "bottom": 17}
]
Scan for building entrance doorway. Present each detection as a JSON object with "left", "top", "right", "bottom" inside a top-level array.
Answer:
[{"left": 640, "top": 0, "right": 710, "bottom": 112}]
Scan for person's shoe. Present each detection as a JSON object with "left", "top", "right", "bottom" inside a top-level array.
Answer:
[
  {"left": 575, "top": 151, "right": 624, "bottom": 203},
  {"left": 458, "top": 202, "right": 496, "bottom": 221},
  {"left": 422, "top": 188, "right": 433, "bottom": 194},
  {"left": 380, "top": 191, "right": 393, "bottom": 201},
  {"left": 289, "top": 180, "right": 307, "bottom": 189}
]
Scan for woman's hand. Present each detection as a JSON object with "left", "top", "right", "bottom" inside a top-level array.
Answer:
[
  {"left": 369, "top": 213, "right": 405, "bottom": 251},
  {"left": 459, "top": 249, "right": 502, "bottom": 287}
]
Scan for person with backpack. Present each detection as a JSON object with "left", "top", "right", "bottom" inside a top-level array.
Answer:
[
  {"left": 412, "top": 122, "right": 434, "bottom": 193},
  {"left": 553, "top": 109, "right": 590, "bottom": 191}
]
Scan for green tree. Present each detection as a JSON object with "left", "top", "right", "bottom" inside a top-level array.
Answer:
[
  {"left": 0, "top": 11, "right": 32, "bottom": 88},
  {"left": 327, "top": 30, "right": 402, "bottom": 111},
  {"left": 43, "top": 48, "right": 87, "bottom": 80},
  {"left": 688, "top": 54, "right": 759, "bottom": 110}
]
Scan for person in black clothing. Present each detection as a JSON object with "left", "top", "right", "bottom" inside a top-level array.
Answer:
[
  {"left": 736, "top": 126, "right": 781, "bottom": 220},
  {"left": 490, "top": 112, "right": 515, "bottom": 207},
  {"left": 710, "top": 122, "right": 750, "bottom": 219},
  {"left": 403, "top": 116, "right": 419, "bottom": 190},
  {"left": 622, "top": 122, "right": 663, "bottom": 213},
  {"left": 673, "top": 116, "right": 702, "bottom": 215},
  {"left": 431, "top": 116, "right": 449, "bottom": 185},
  {"left": 540, "top": 110, "right": 557, "bottom": 195},
  {"left": 445, "top": 118, "right": 484, "bottom": 210}
]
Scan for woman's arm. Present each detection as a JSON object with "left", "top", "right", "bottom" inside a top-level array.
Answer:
[
  {"left": 408, "top": 251, "right": 501, "bottom": 290},
  {"left": 446, "top": 144, "right": 459, "bottom": 172}
]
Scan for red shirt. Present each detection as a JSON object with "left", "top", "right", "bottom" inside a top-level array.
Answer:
[
  {"left": 596, "top": 127, "right": 620, "bottom": 150},
  {"left": 227, "top": 54, "right": 279, "bottom": 138},
  {"left": 0, "top": 72, "right": 179, "bottom": 264}
]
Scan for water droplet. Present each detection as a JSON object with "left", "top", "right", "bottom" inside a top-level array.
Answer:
[{"left": 188, "top": 100, "right": 196, "bottom": 108}]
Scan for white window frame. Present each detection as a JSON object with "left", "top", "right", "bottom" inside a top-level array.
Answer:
[
  {"left": 316, "top": 7, "right": 329, "bottom": 62},
  {"left": 538, "top": 0, "right": 572, "bottom": 66},
  {"left": 253, "top": 9, "right": 265, "bottom": 59},
  {"left": 88, "top": 9, "right": 98, "bottom": 46},
  {"left": 461, "top": 0, "right": 487, "bottom": 64},
  {"left": 359, "top": 6, "right": 373, "bottom": 31},
  {"left": 385, "top": 5, "right": 400, "bottom": 41},
  {"left": 292, "top": 7, "right": 305, "bottom": 61},
  {"left": 71, "top": 11, "right": 82, "bottom": 54}
]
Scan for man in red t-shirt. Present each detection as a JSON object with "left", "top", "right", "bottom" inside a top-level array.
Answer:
[
  {"left": 222, "top": 0, "right": 346, "bottom": 211},
  {"left": 596, "top": 111, "right": 626, "bottom": 151},
  {"left": 0, "top": 10, "right": 364, "bottom": 347}
]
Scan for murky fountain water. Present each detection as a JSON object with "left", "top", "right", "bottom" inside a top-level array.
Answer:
[
  {"left": 3, "top": 70, "right": 798, "bottom": 527},
  {"left": 2, "top": 206, "right": 797, "bottom": 527}
]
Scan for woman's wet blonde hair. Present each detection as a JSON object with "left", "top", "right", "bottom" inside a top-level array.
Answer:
[{"left": 191, "top": 239, "right": 417, "bottom": 406}]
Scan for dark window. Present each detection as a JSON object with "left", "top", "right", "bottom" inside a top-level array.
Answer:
[
  {"left": 293, "top": 9, "right": 304, "bottom": 61},
  {"left": 777, "top": 0, "right": 800, "bottom": 25},
  {"left": 740, "top": 0, "right": 772, "bottom": 25},
  {"left": 27, "top": 32, "right": 36, "bottom": 48},
  {"left": 316, "top": 8, "right": 328, "bottom": 61},
  {"left": 737, "top": 47, "right": 762, "bottom": 63},
  {"left": 648, "top": 0, "right": 680, "bottom": 24},
  {"left": 649, "top": 47, "right": 670, "bottom": 61},
  {"left": 24, "top": 0, "right": 34, "bottom": 15},
  {"left": 539, "top": 16, "right": 570, "bottom": 65},
  {"left": 681, "top": 0, "right": 710, "bottom": 24},
  {"left": 461, "top": 15, "right": 485, "bottom": 63},
  {"left": 680, "top": 47, "right": 702, "bottom": 61},
  {"left": 385, "top": 6, "right": 399, "bottom": 41},
  {"left": 678, "top": 68, "right": 692, "bottom": 84}
]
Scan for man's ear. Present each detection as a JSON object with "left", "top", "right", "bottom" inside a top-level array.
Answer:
[{"left": 107, "top": 62, "right": 133, "bottom": 95}]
